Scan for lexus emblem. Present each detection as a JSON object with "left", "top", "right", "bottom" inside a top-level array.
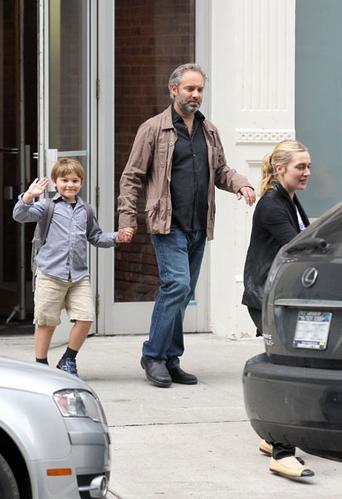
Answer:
[{"left": 301, "top": 267, "right": 318, "bottom": 288}]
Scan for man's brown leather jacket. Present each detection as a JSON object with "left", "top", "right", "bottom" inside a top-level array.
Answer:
[{"left": 118, "top": 105, "right": 252, "bottom": 240}]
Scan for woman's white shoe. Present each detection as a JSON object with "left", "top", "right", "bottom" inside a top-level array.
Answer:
[{"left": 269, "top": 456, "right": 314, "bottom": 478}]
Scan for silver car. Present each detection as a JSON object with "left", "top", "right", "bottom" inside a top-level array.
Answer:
[{"left": 0, "top": 356, "right": 110, "bottom": 498}]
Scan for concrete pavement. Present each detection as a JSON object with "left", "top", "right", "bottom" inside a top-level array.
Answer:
[{"left": 2, "top": 333, "right": 342, "bottom": 498}]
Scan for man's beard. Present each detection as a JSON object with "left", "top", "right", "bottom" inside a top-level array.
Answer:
[{"left": 179, "top": 99, "right": 201, "bottom": 114}]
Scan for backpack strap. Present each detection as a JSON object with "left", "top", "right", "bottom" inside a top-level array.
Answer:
[
  {"left": 83, "top": 201, "right": 94, "bottom": 236},
  {"left": 31, "top": 198, "right": 55, "bottom": 292},
  {"left": 40, "top": 198, "right": 55, "bottom": 244}
]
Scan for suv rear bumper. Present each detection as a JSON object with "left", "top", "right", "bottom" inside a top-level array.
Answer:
[{"left": 243, "top": 353, "right": 342, "bottom": 458}]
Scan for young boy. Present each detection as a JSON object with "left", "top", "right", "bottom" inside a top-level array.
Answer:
[{"left": 13, "top": 158, "right": 133, "bottom": 376}]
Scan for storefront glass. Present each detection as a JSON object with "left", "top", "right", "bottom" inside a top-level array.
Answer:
[{"left": 296, "top": 0, "right": 342, "bottom": 217}]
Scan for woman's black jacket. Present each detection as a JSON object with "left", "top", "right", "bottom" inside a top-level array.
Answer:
[{"left": 242, "top": 182, "right": 309, "bottom": 310}]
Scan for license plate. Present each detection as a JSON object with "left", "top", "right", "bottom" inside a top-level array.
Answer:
[{"left": 293, "top": 311, "right": 332, "bottom": 350}]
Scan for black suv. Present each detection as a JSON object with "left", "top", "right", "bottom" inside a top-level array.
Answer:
[{"left": 243, "top": 202, "right": 342, "bottom": 460}]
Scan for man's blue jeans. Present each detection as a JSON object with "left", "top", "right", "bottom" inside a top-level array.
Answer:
[{"left": 142, "top": 225, "right": 207, "bottom": 368}]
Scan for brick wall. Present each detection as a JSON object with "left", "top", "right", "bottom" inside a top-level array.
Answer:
[{"left": 114, "top": 0, "right": 195, "bottom": 302}]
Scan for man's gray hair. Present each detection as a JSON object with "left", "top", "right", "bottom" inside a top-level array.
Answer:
[{"left": 168, "top": 63, "right": 207, "bottom": 99}]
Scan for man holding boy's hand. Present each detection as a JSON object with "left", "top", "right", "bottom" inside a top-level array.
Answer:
[{"left": 118, "top": 63, "right": 255, "bottom": 387}]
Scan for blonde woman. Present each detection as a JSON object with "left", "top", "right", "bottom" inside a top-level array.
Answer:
[{"left": 242, "top": 140, "right": 314, "bottom": 478}]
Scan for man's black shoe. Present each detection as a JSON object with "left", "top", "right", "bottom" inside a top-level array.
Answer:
[
  {"left": 141, "top": 356, "right": 172, "bottom": 388},
  {"left": 167, "top": 366, "right": 198, "bottom": 385}
]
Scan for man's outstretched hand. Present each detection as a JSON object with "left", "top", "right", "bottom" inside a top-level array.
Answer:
[{"left": 236, "top": 186, "right": 256, "bottom": 206}]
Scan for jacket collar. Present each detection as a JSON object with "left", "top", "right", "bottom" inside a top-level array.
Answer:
[
  {"left": 271, "top": 181, "right": 309, "bottom": 226},
  {"left": 271, "top": 181, "right": 297, "bottom": 204},
  {"left": 161, "top": 105, "right": 175, "bottom": 130}
]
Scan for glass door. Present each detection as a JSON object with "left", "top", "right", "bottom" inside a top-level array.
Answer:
[
  {"left": 39, "top": 0, "right": 96, "bottom": 342},
  {"left": 39, "top": 0, "right": 93, "bottom": 192},
  {"left": 0, "top": 0, "right": 37, "bottom": 332},
  {"left": 99, "top": 0, "right": 208, "bottom": 334}
]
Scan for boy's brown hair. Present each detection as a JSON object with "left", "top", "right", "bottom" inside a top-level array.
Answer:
[{"left": 50, "top": 158, "right": 84, "bottom": 182}]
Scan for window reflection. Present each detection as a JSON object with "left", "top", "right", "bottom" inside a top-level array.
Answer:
[
  {"left": 296, "top": 0, "right": 342, "bottom": 217},
  {"left": 49, "top": 0, "right": 88, "bottom": 152}
]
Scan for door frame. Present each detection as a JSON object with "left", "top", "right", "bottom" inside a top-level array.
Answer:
[
  {"left": 97, "top": 0, "right": 211, "bottom": 335},
  {"left": 38, "top": 0, "right": 98, "bottom": 342}
]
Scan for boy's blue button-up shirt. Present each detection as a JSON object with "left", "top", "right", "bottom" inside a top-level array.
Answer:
[{"left": 13, "top": 193, "right": 117, "bottom": 282}]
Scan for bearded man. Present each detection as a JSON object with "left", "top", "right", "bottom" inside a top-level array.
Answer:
[{"left": 118, "top": 63, "right": 255, "bottom": 387}]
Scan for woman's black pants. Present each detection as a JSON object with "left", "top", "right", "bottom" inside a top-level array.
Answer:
[{"left": 247, "top": 307, "right": 295, "bottom": 459}]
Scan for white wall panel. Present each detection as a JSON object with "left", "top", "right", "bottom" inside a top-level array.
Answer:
[{"left": 209, "top": 0, "right": 296, "bottom": 338}]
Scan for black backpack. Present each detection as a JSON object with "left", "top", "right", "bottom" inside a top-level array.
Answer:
[{"left": 31, "top": 198, "right": 93, "bottom": 290}]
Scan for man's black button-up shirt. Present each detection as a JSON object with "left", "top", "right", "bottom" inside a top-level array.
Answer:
[{"left": 171, "top": 107, "right": 209, "bottom": 232}]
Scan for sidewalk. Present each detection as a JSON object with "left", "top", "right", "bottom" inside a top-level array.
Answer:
[{"left": 2, "top": 333, "right": 342, "bottom": 498}]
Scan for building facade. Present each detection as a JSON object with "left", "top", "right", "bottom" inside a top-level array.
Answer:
[{"left": 1, "top": 0, "right": 340, "bottom": 340}]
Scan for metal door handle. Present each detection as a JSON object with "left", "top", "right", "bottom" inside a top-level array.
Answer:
[{"left": 0, "top": 147, "right": 20, "bottom": 154}]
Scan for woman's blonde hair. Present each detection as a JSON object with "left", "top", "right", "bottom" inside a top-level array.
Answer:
[
  {"left": 260, "top": 139, "right": 308, "bottom": 195},
  {"left": 51, "top": 158, "right": 84, "bottom": 182}
]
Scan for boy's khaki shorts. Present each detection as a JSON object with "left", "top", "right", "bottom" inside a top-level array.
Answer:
[{"left": 34, "top": 270, "right": 95, "bottom": 326}]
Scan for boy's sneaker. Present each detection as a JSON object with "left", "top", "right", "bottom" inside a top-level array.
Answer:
[{"left": 56, "top": 357, "right": 79, "bottom": 377}]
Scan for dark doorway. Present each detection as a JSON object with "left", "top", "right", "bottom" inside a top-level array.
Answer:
[{"left": 0, "top": 0, "right": 37, "bottom": 333}]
